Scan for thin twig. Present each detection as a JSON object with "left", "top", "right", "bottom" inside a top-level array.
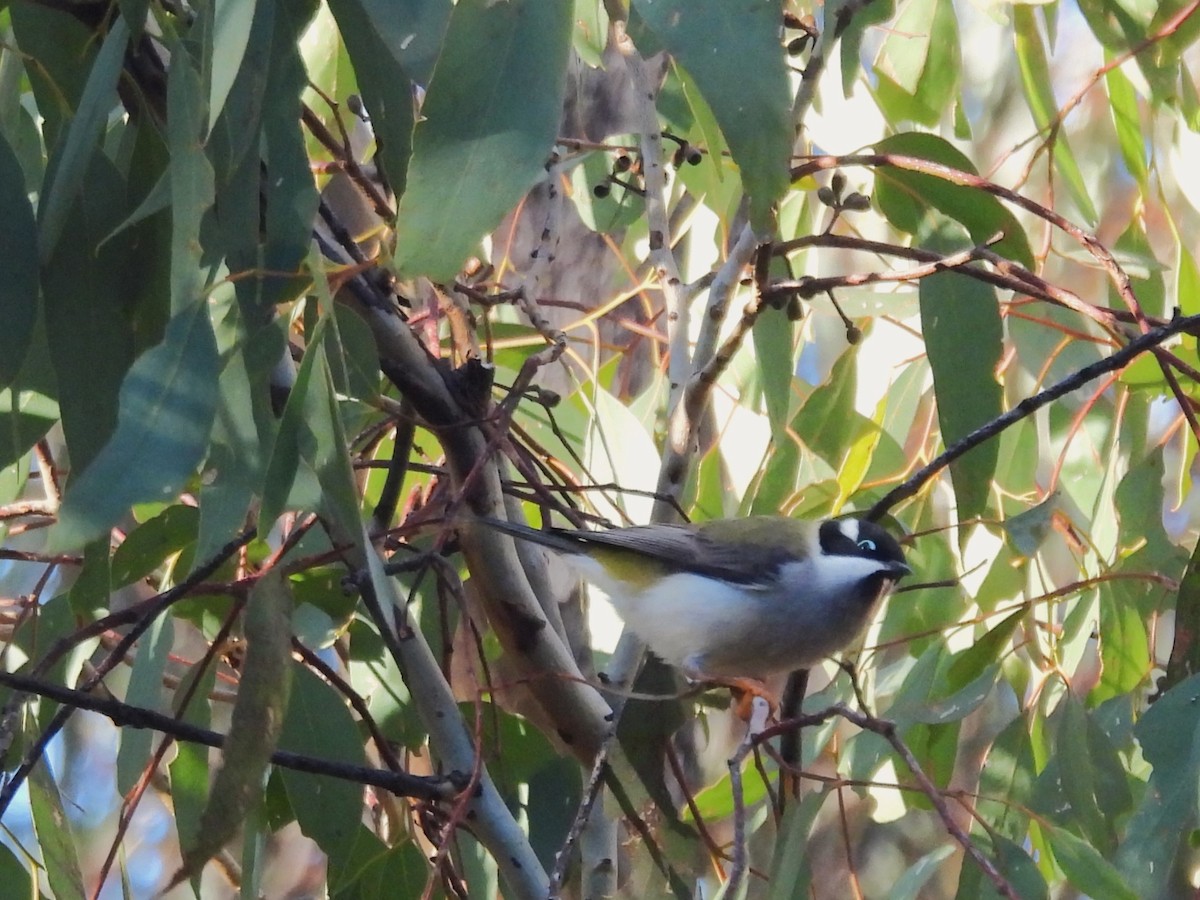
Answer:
[
  {"left": 868, "top": 312, "right": 1200, "bottom": 519},
  {"left": 725, "top": 697, "right": 772, "bottom": 897},
  {"left": 758, "top": 704, "right": 1019, "bottom": 900},
  {"left": 0, "top": 527, "right": 257, "bottom": 816},
  {"left": 0, "top": 670, "right": 460, "bottom": 800}
]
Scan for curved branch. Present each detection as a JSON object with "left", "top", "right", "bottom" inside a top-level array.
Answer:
[{"left": 868, "top": 312, "right": 1200, "bottom": 519}]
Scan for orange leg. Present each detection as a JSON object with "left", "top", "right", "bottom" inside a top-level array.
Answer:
[{"left": 715, "top": 677, "right": 780, "bottom": 721}]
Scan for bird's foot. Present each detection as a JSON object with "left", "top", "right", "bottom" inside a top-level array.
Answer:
[{"left": 715, "top": 677, "right": 780, "bottom": 722}]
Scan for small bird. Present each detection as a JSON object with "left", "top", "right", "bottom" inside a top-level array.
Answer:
[{"left": 480, "top": 515, "right": 910, "bottom": 687}]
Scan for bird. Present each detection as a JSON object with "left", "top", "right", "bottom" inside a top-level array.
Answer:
[{"left": 479, "top": 514, "right": 910, "bottom": 694}]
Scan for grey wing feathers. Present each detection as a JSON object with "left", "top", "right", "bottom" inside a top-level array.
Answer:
[
  {"left": 479, "top": 516, "right": 794, "bottom": 586},
  {"left": 585, "top": 520, "right": 806, "bottom": 584},
  {"left": 475, "top": 516, "right": 594, "bottom": 556}
]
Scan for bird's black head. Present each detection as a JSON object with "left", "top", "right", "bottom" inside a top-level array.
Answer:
[{"left": 819, "top": 519, "right": 910, "bottom": 578}]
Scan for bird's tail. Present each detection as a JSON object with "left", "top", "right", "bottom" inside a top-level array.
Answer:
[{"left": 474, "top": 515, "right": 588, "bottom": 557}]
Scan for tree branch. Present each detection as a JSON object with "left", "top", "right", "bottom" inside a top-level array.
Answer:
[
  {"left": 868, "top": 312, "right": 1200, "bottom": 519},
  {"left": 0, "top": 669, "right": 459, "bottom": 801}
]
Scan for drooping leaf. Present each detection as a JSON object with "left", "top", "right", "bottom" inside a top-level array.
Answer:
[
  {"left": 38, "top": 17, "right": 130, "bottom": 262},
  {"left": 167, "top": 661, "right": 217, "bottom": 857},
  {"left": 29, "top": 762, "right": 86, "bottom": 900},
  {"left": 42, "top": 153, "right": 137, "bottom": 474},
  {"left": 873, "top": 0, "right": 960, "bottom": 126},
  {"left": 259, "top": 312, "right": 362, "bottom": 545},
  {"left": 1105, "top": 60, "right": 1148, "bottom": 187},
  {"left": 326, "top": 0, "right": 451, "bottom": 195},
  {"left": 279, "top": 664, "right": 368, "bottom": 883},
  {"left": 1115, "top": 673, "right": 1200, "bottom": 897},
  {"left": 167, "top": 48, "right": 216, "bottom": 318},
  {"left": 0, "top": 320, "right": 59, "bottom": 471},
  {"left": 393, "top": 0, "right": 571, "bottom": 280},
  {"left": 1047, "top": 822, "right": 1138, "bottom": 900},
  {"left": 920, "top": 228, "right": 1003, "bottom": 522},
  {"left": 0, "top": 131, "right": 38, "bottom": 390},
  {"left": 0, "top": 845, "right": 32, "bottom": 900},
  {"left": 331, "top": 830, "right": 430, "bottom": 899},
  {"left": 209, "top": 0, "right": 258, "bottom": 133},
  {"left": 632, "top": 0, "right": 791, "bottom": 229},
  {"left": 53, "top": 301, "right": 220, "bottom": 551},
  {"left": 1012, "top": 6, "right": 1098, "bottom": 225},
  {"left": 116, "top": 614, "right": 175, "bottom": 794},
  {"left": 179, "top": 570, "right": 293, "bottom": 879},
  {"left": 753, "top": 306, "right": 796, "bottom": 438}
]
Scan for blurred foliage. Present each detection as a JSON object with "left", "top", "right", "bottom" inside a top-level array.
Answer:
[{"left": 1, "top": 0, "right": 1200, "bottom": 898}]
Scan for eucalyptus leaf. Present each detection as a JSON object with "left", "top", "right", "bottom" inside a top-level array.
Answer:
[
  {"left": 393, "top": 0, "right": 571, "bottom": 279},
  {"left": 53, "top": 301, "right": 219, "bottom": 551}
]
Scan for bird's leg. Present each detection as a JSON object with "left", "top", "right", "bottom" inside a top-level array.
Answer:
[
  {"left": 680, "top": 657, "right": 781, "bottom": 720},
  {"left": 690, "top": 673, "right": 780, "bottom": 720},
  {"left": 728, "top": 678, "right": 779, "bottom": 721}
]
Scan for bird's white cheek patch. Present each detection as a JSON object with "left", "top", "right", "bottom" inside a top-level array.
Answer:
[{"left": 836, "top": 518, "right": 861, "bottom": 543}]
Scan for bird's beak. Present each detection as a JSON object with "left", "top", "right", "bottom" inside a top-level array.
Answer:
[{"left": 887, "top": 562, "right": 912, "bottom": 579}]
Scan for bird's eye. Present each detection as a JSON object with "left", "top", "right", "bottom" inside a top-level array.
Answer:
[{"left": 857, "top": 539, "right": 877, "bottom": 552}]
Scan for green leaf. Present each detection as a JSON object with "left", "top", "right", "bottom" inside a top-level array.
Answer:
[
  {"left": 752, "top": 307, "right": 795, "bottom": 437},
  {"left": 331, "top": 831, "right": 430, "bottom": 899},
  {"left": 1012, "top": 7, "right": 1098, "bottom": 225},
  {"left": 279, "top": 664, "right": 366, "bottom": 880},
  {"left": 38, "top": 17, "right": 131, "bottom": 262},
  {"left": 196, "top": 294, "right": 283, "bottom": 563},
  {"left": 1105, "top": 60, "right": 1148, "bottom": 187},
  {"left": 1115, "top": 673, "right": 1200, "bottom": 896},
  {"left": 874, "top": 132, "right": 1034, "bottom": 270},
  {"left": 791, "top": 344, "right": 868, "bottom": 468},
  {"left": 393, "top": 0, "right": 571, "bottom": 280},
  {"left": 840, "top": 0, "right": 896, "bottom": 98},
  {"left": 111, "top": 504, "right": 201, "bottom": 587},
  {"left": 892, "top": 845, "right": 955, "bottom": 900},
  {"left": 1046, "top": 823, "right": 1137, "bottom": 900},
  {"left": 260, "top": 312, "right": 362, "bottom": 545},
  {"left": 1176, "top": 237, "right": 1200, "bottom": 317},
  {"left": 0, "top": 131, "right": 38, "bottom": 390},
  {"left": 1096, "top": 587, "right": 1152, "bottom": 701},
  {"left": 873, "top": 0, "right": 960, "bottom": 126},
  {"left": 0, "top": 325, "right": 59, "bottom": 471},
  {"left": 206, "top": 0, "right": 274, "bottom": 184},
  {"left": 1055, "top": 695, "right": 1111, "bottom": 850},
  {"left": 42, "top": 154, "right": 137, "bottom": 474},
  {"left": 948, "top": 608, "right": 1024, "bottom": 685},
  {"left": 976, "top": 716, "right": 1035, "bottom": 842},
  {"left": 53, "top": 301, "right": 220, "bottom": 551},
  {"left": 29, "top": 761, "right": 86, "bottom": 900},
  {"left": 180, "top": 570, "right": 293, "bottom": 878},
  {"left": 632, "top": 0, "right": 791, "bottom": 228},
  {"left": 909, "top": 664, "right": 999, "bottom": 725},
  {"left": 221, "top": 0, "right": 319, "bottom": 313},
  {"left": 169, "top": 661, "right": 217, "bottom": 854},
  {"left": 0, "top": 845, "right": 32, "bottom": 900},
  {"left": 764, "top": 792, "right": 824, "bottom": 899},
  {"left": 326, "top": 0, "right": 450, "bottom": 195},
  {"left": 168, "top": 49, "right": 216, "bottom": 317},
  {"left": 920, "top": 229, "right": 1003, "bottom": 522},
  {"left": 117, "top": 614, "right": 174, "bottom": 794},
  {"left": 209, "top": 0, "right": 258, "bottom": 133},
  {"left": 1003, "top": 492, "right": 1058, "bottom": 557},
  {"left": 954, "top": 832, "right": 1047, "bottom": 900},
  {"left": 9, "top": 4, "right": 96, "bottom": 147}
]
